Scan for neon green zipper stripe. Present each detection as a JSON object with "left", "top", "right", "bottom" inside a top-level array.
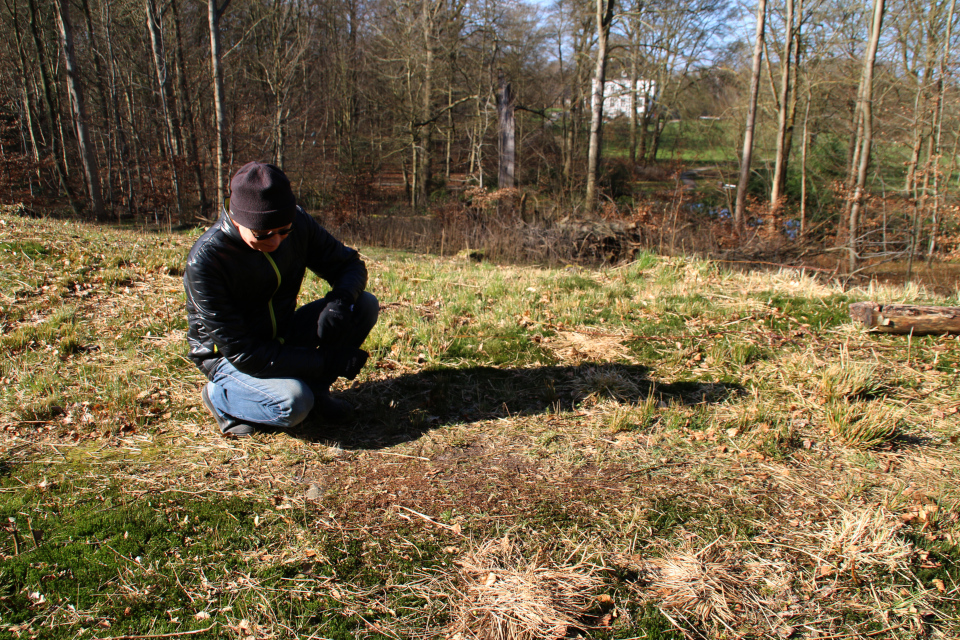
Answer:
[{"left": 264, "top": 253, "right": 282, "bottom": 341}]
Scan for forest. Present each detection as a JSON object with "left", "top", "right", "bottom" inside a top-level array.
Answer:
[{"left": 1, "top": 0, "right": 958, "bottom": 271}]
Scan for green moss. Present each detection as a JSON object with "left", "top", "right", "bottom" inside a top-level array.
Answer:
[
  {"left": 903, "top": 532, "right": 960, "bottom": 615},
  {"left": 0, "top": 241, "right": 49, "bottom": 258},
  {"left": 556, "top": 274, "right": 601, "bottom": 291},
  {"left": 757, "top": 292, "right": 853, "bottom": 332},
  {"left": 0, "top": 475, "right": 263, "bottom": 634},
  {"left": 603, "top": 603, "right": 685, "bottom": 639}
]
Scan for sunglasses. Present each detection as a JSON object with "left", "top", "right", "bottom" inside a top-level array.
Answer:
[
  {"left": 227, "top": 208, "right": 294, "bottom": 241},
  {"left": 251, "top": 225, "right": 293, "bottom": 241}
]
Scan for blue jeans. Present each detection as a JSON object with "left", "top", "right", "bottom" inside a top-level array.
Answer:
[{"left": 205, "top": 291, "right": 379, "bottom": 428}]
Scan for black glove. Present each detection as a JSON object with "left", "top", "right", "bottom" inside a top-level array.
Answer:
[
  {"left": 325, "top": 347, "right": 369, "bottom": 380},
  {"left": 317, "top": 293, "right": 352, "bottom": 342}
]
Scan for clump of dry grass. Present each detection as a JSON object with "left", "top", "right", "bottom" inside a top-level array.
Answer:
[
  {"left": 814, "top": 507, "right": 913, "bottom": 578},
  {"left": 447, "top": 536, "right": 602, "bottom": 640},
  {"left": 570, "top": 365, "right": 642, "bottom": 404},
  {"left": 540, "top": 329, "right": 635, "bottom": 364},
  {"left": 638, "top": 538, "right": 793, "bottom": 636},
  {"left": 628, "top": 507, "right": 926, "bottom": 639}
]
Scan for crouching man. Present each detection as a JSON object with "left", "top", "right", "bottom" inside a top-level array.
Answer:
[{"left": 184, "top": 161, "right": 378, "bottom": 436}]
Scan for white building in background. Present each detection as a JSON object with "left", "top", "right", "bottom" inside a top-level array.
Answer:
[{"left": 601, "top": 79, "right": 656, "bottom": 119}]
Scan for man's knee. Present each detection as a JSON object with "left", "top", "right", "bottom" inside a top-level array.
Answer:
[
  {"left": 271, "top": 379, "right": 314, "bottom": 427},
  {"left": 213, "top": 376, "right": 314, "bottom": 428},
  {"left": 351, "top": 291, "right": 379, "bottom": 342},
  {"left": 355, "top": 291, "right": 379, "bottom": 325}
]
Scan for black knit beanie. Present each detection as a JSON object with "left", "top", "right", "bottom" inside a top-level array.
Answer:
[{"left": 228, "top": 162, "right": 296, "bottom": 230}]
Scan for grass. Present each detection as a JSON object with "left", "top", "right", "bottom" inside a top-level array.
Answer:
[{"left": 1, "top": 208, "right": 959, "bottom": 639}]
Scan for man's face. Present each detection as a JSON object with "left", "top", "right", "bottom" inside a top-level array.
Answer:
[{"left": 232, "top": 218, "right": 293, "bottom": 253}]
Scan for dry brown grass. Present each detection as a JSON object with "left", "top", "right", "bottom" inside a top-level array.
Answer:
[
  {"left": 629, "top": 506, "right": 937, "bottom": 640},
  {"left": 540, "top": 329, "right": 636, "bottom": 365},
  {"left": 446, "top": 536, "right": 603, "bottom": 640},
  {"left": 640, "top": 538, "right": 793, "bottom": 637}
]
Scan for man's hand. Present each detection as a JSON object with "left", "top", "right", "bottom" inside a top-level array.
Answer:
[{"left": 317, "top": 293, "right": 351, "bottom": 342}]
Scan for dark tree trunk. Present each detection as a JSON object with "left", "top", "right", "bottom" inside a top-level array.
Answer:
[
  {"left": 208, "top": 0, "right": 232, "bottom": 210},
  {"left": 171, "top": 0, "right": 209, "bottom": 218},
  {"left": 26, "top": 0, "right": 77, "bottom": 211},
  {"left": 145, "top": 0, "right": 183, "bottom": 221},
  {"left": 497, "top": 73, "right": 515, "bottom": 189},
  {"left": 55, "top": 0, "right": 104, "bottom": 219}
]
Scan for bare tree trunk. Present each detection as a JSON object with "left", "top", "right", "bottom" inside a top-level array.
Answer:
[
  {"left": 840, "top": 85, "right": 863, "bottom": 245},
  {"left": 497, "top": 73, "right": 515, "bottom": 189},
  {"left": 628, "top": 11, "right": 641, "bottom": 165},
  {"left": 103, "top": 0, "right": 132, "bottom": 219},
  {"left": 560, "top": 20, "right": 589, "bottom": 193},
  {"left": 208, "top": 0, "right": 232, "bottom": 210},
  {"left": 417, "top": 0, "right": 437, "bottom": 208},
  {"left": 145, "top": 0, "right": 183, "bottom": 222},
  {"left": 770, "top": 0, "right": 794, "bottom": 209},
  {"left": 800, "top": 90, "right": 810, "bottom": 237},
  {"left": 146, "top": 0, "right": 180, "bottom": 157},
  {"left": 3, "top": 0, "right": 41, "bottom": 172},
  {"left": 927, "top": 0, "right": 956, "bottom": 263},
  {"left": 79, "top": 0, "right": 113, "bottom": 205},
  {"left": 123, "top": 75, "right": 144, "bottom": 218},
  {"left": 171, "top": 0, "right": 208, "bottom": 218},
  {"left": 734, "top": 0, "right": 766, "bottom": 236},
  {"left": 274, "top": 95, "right": 286, "bottom": 167},
  {"left": 26, "top": 0, "right": 77, "bottom": 211},
  {"left": 847, "top": 0, "right": 886, "bottom": 272},
  {"left": 409, "top": 125, "right": 417, "bottom": 208},
  {"left": 585, "top": 0, "right": 615, "bottom": 214},
  {"left": 638, "top": 108, "right": 651, "bottom": 161},
  {"left": 903, "top": 89, "right": 925, "bottom": 194},
  {"left": 55, "top": 0, "right": 104, "bottom": 219},
  {"left": 445, "top": 82, "right": 453, "bottom": 179}
]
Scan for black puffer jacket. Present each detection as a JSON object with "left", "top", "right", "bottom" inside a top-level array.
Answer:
[{"left": 184, "top": 205, "right": 367, "bottom": 379}]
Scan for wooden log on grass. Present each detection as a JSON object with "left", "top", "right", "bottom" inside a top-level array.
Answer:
[{"left": 849, "top": 302, "right": 960, "bottom": 335}]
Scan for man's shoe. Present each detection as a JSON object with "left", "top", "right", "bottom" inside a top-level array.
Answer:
[
  {"left": 201, "top": 384, "right": 256, "bottom": 436},
  {"left": 314, "top": 391, "right": 355, "bottom": 424}
]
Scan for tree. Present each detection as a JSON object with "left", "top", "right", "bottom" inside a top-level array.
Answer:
[
  {"left": 620, "top": 0, "right": 732, "bottom": 163},
  {"left": 146, "top": 0, "right": 183, "bottom": 220},
  {"left": 734, "top": 0, "right": 767, "bottom": 236},
  {"left": 208, "top": 0, "right": 232, "bottom": 210},
  {"left": 497, "top": 72, "right": 515, "bottom": 188},
  {"left": 547, "top": 0, "right": 593, "bottom": 193},
  {"left": 25, "top": 0, "right": 76, "bottom": 210},
  {"left": 846, "top": 0, "right": 886, "bottom": 272},
  {"left": 770, "top": 0, "right": 797, "bottom": 209},
  {"left": 585, "top": 0, "right": 615, "bottom": 214},
  {"left": 170, "top": 0, "right": 209, "bottom": 216},
  {"left": 927, "top": 0, "right": 958, "bottom": 261},
  {"left": 245, "top": 0, "right": 313, "bottom": 169},
  {"left": 55, "top": 0, "right": 103, "bottom": 218}
]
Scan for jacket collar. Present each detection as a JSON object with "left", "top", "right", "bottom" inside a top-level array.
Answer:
[{"left": 218, "top": 200, "right": 248, "bottom": 246}]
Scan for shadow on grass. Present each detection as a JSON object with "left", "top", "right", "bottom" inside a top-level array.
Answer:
[{"left": 298, "top": 362, "right": 743, "bottom": 449}]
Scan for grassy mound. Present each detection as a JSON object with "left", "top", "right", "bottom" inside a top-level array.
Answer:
[{"left": 1, "top": 210, "right": 958, "bottom": 639}]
